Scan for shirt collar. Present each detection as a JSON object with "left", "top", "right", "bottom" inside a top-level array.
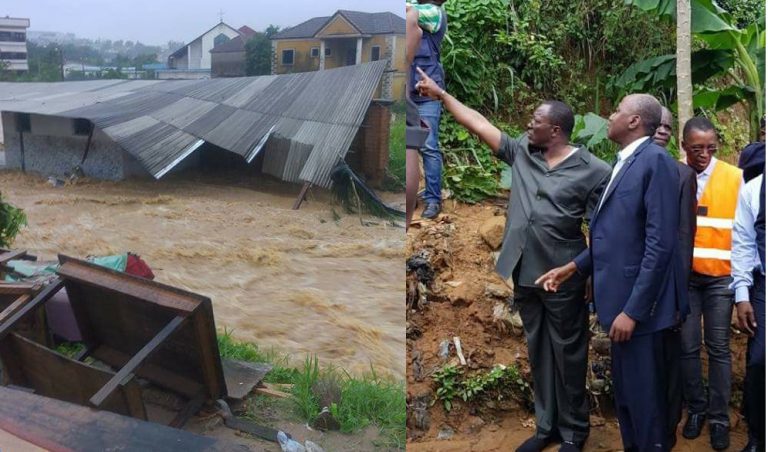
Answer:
[
  {"left": 617, "top": 136, "right": 649, "bottom": 162},
  {"left": 700, "top": 155, "right": 718, "bottom": 177}
]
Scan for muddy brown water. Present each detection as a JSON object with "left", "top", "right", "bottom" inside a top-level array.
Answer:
[{"left": 0, "top": 170, "right": 405, "bottom": 379}]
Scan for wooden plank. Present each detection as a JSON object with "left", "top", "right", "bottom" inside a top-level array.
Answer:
[
  {"left": 0, "top": 294, "right": 31, "bottom": 324},
  {"left": 58, "top": 255, "right": 205, "bottom": 314},
  {"left": 0, "top": 333, "right": 141, "bottom": 417},
  {"left": 191, "top": 305, "right": 226, "bottom": 400},
  {"left": 292, "top": 181, "right": 312, "bottom": 210},
  {"left": 254, "top": 386, "right": 291, "bottom": 399},
  {"left": 0, "top": 250, "right": 28, "bottom": 265},
  {"left": 222, "top": 359, "right": 272, "bottom": 399},
  {"left": 0, "top": 279, "right": 64, "bottom": 342},
  {"left": 168, "top": 388, "right": 207, "bottom": 428},
  {"left": 92, "top": 345, "right": 204, "bottom": 398},
  {"left": 90, "top": 316, "right": 186, "bottom": 408},
  {"left": 0, "top": 387, "right": 248, "bottom": 451},
  {"left": 0, "top": 283, "right": 40, "bottom": 295}
]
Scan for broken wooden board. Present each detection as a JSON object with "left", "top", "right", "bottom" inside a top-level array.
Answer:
[
  {"left": 0, "top": 332, "right": 146, "bottom": 419},
  {"left": 56, "top": 255, "right": 226, "bottom": 402},
  {"left": 0, "top": 386, "right": 249, "bottom": 451},
  {"left": 222, "top": 359, "right": 273, "bottom": 399}
]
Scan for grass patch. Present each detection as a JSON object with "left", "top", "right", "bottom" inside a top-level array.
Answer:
[
  {"left": 218, "top": 332, "right": 405, "bottom": 449},
  {"left": 216, "top": 329, "right": 297, "bottom": 384},
  {"left": 54, "top": 341, "right": 85, "bottom": 358},
  {"left": 382, "top": 113, "right": 406, "bottom": 191},
  {"left": 291, "top": 356, "right": 405, "bottom": 448}
]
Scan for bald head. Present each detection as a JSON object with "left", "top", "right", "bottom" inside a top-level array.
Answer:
[
  {"left": 653, "top": 107, "right": 674, "bottom": 148},
  {"left": 608, "top": 94, "right": 662, "bottom": 146}
]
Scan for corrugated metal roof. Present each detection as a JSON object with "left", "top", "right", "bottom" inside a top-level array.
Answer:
[
  {"left": 272, "top": 11, "right": 405, "bottom": 40},
  {"left": 0, "top": 60, "right": 388, "bottom": 187}
]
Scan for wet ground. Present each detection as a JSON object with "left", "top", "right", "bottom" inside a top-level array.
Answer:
[{"left": 0, "top": 169, "right": 405, "bottom": 380}]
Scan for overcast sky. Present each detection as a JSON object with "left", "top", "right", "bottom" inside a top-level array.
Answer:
[{"left": 7, "top": 0, "right": 403, "bottom": 45}]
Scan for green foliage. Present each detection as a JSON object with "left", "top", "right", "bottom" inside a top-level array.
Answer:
[
  {"left": 216, "top": 330, "right": 297, "bottom": 383},
  {"left": 432, "top": 364, "right": 534, "bottom": 412},
  {"left": 440, "top": 119, "right": 506, "bottom": 203},
  {"left": 383, "top": 113, "right": 406, "bottom": 191},
  {"left": 625, "top": 0, "right": 765, "bottom": 139},
  {"left": 431, "top": 364, "right": 462, "bottom": 411},
  {"left": 572, "top": 113, "right": 615, "bottom": 162},
  {"left": 292, "top": 355, "right": 322, "bottom": 421},
  {"left": 0, "top": 195, "right": 27, "bottom": 248}
]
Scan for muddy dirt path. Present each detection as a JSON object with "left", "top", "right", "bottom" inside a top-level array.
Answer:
[
  {"left": 406, "top": 201, "right": 750, "bottom": 451},
  {"left": 1, "top": 169, "right": 405, "bottom": 379}
]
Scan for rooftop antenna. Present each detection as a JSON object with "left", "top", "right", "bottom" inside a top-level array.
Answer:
[{"left": 218, "top": 9, "right": 224, "bottom": 23}]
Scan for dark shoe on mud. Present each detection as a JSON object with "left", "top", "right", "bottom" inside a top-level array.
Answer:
[
  {"left": 516, "top": 435, "right": 557, "bottom": 452},
  {"left": 710, "top": 423, "right": 730, "bottom": 451},
  {"left": 421, "top": 203, "right": 441, "bottom": 219},
  {"left": 682, "top": 413, "right": 705, "bottom": 439},
  {"left": 559, "top": 440, "right": 584, "bottom": 452},
  {"left": 740, "top": 436, "right": 759, "bottom": 452}
]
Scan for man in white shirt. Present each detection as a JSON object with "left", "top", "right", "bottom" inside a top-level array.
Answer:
[{"left": 732, "top": 137, "right": 765, "bottom": 452}]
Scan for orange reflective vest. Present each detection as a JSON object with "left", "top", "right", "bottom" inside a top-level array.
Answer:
[{"left": 692, "top": 159, "right": 742, "bottom": 276}]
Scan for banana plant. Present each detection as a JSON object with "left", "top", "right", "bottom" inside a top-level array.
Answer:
[{"left": 617, "top": 0, "right": 765, "bottom": 139}]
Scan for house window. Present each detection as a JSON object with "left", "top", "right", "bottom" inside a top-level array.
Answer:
[
  {"left": 214, "top": 33, "right": 229, "bottom": 47},
  {"left": 311, "top": 47, "right": 320, "bottom": 58},
  {"left": 371, "top": 46, "right": 380, "bottom": 61},
  {"left": 325, "top": 47, "right": 332, "bottom": 57},
  {"left": 282, "top": 49, "right": 294, "bottom": 65},
  {"left": 0, "top": 52, "right": 26, "bottom": 60}
]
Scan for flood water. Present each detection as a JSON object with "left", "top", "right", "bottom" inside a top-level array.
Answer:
[{"left": 0, "top": 170, "right": 405, "bottom": 379}]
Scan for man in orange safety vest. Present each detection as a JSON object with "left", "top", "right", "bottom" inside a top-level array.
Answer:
[{"left": 679, "top": 117, "right": 743, "bottom": 451}]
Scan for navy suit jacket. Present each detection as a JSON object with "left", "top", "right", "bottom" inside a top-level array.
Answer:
[{"left": 574, "top": 138, "right": 688, "bottom": 335}]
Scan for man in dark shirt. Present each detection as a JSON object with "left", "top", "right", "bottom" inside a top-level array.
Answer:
[
  {"left": 416, "top": 67, "right": 610, "bottom": 452},
  {"left": 653, "top": 106, "right": 696, "bottom": 449}
]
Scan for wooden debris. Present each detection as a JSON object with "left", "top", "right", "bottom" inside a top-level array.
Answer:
[{"left": 254, "top": 384, "right": 291, "bottom": 399}]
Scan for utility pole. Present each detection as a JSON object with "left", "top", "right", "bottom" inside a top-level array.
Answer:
[{"left": 676, "top": 0, "right": 693, "bottom": 145}]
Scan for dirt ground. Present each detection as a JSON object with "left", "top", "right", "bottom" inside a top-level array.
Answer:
[{"left": 406, "top": 200, "right": 751, "bottom": 451}]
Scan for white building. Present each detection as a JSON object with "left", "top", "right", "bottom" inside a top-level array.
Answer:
[
  {"left": 0, "top": 16, "right": 30, "bottom": 72},
  {"left": 163, "top": 22, "right": 240, "bottom": 79}
]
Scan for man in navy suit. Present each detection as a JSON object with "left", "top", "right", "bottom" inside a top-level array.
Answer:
[{"left": 537, "top": 94, "right": 685, "bottom": 451}]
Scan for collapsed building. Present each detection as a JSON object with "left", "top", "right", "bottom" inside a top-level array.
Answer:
[{"left": 0, "top": 61, "right": 392, "bottom": 195}]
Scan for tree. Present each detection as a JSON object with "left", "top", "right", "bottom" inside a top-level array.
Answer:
[
  {"left": 245, "top": 25, "right": 280, "bottom": 76},
  {"left": 677, "top": 0, "right": 693, "bottom": 143},
  {"left": 623, "top": 0, "right": 765, "bottom": 139}
]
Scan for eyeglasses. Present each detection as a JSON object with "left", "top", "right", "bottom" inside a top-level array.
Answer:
[{"left": 688, "top": 145, "right": 718, "bottom": 154}]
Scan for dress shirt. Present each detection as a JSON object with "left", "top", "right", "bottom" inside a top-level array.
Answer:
[
  {"left": 597, "top": 136, "right": 649, "bottom": 211},
  {"left": 731, "top": 174, "right": 763, "bottom": 303}
]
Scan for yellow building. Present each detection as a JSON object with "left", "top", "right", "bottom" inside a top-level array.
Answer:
[{"left": 271, "top": 10, "right": 406, "bottom": 100}]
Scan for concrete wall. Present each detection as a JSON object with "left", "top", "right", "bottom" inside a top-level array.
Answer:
[
  {"left": 1, "top": 112, "right": 148, "bottom": 180},
  {"left": 346, "top": 101, "right": 391, "bottom": 187}
]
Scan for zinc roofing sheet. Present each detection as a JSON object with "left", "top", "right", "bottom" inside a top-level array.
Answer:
[{"left": 0, "top": 60, "right": 387, "bottom": 187}]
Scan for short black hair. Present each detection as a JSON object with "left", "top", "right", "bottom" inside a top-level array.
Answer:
[
  {"left": 682, "top": 116, "right": 716, "bottom": 141},
  {"left": 632, "top": 94, "right": 662, "bottom": 135},
  {"left": 541, "top": 100, "right": 575, "bottom": 138}
]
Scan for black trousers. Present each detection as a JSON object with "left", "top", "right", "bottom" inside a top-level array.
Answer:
[
  {"left": 612, "top": 331, "right": 668, "bottom": 451},
  {"left": 514, "top": 284, "right": 590, "bottom": 443}
]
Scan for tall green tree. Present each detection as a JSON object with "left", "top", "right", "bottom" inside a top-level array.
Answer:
[{"left": 245, "top": 25, "right": 280, "bottom": 76}]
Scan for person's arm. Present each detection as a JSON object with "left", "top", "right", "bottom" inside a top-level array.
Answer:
[
  {"left": 620, "top": 152, "right": 678, "bottom": 323},
  {"left": 731, "top": 177, "right": 759, "bottom": 334},
  {"left": 414, "top": 67, "right": 502, "bottom": 152},
  {"left": 585, "top": 168, "right": 611, "bottom": 224},
  {"left": 406, "top": 6, "right": 421, "bottom": 65}
]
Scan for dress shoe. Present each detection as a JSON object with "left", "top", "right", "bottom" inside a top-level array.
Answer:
[
  {"left": 516, "top": 435, "right": 557, "bottom": 452},
  {"left": 682, "top": 413, "right": 705, "bottom": 439},
  {"left": 559, "top": 440, "right": 584, "bottom": 451},
  {"left": 710, "top": 423, "right": 729, "bottom": 450},
  {"left": 741, "top": 437, "right": 759, "bottom": 452},
  {"left": 421, "top": 203, "right": 441, "bottom": 219}
]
